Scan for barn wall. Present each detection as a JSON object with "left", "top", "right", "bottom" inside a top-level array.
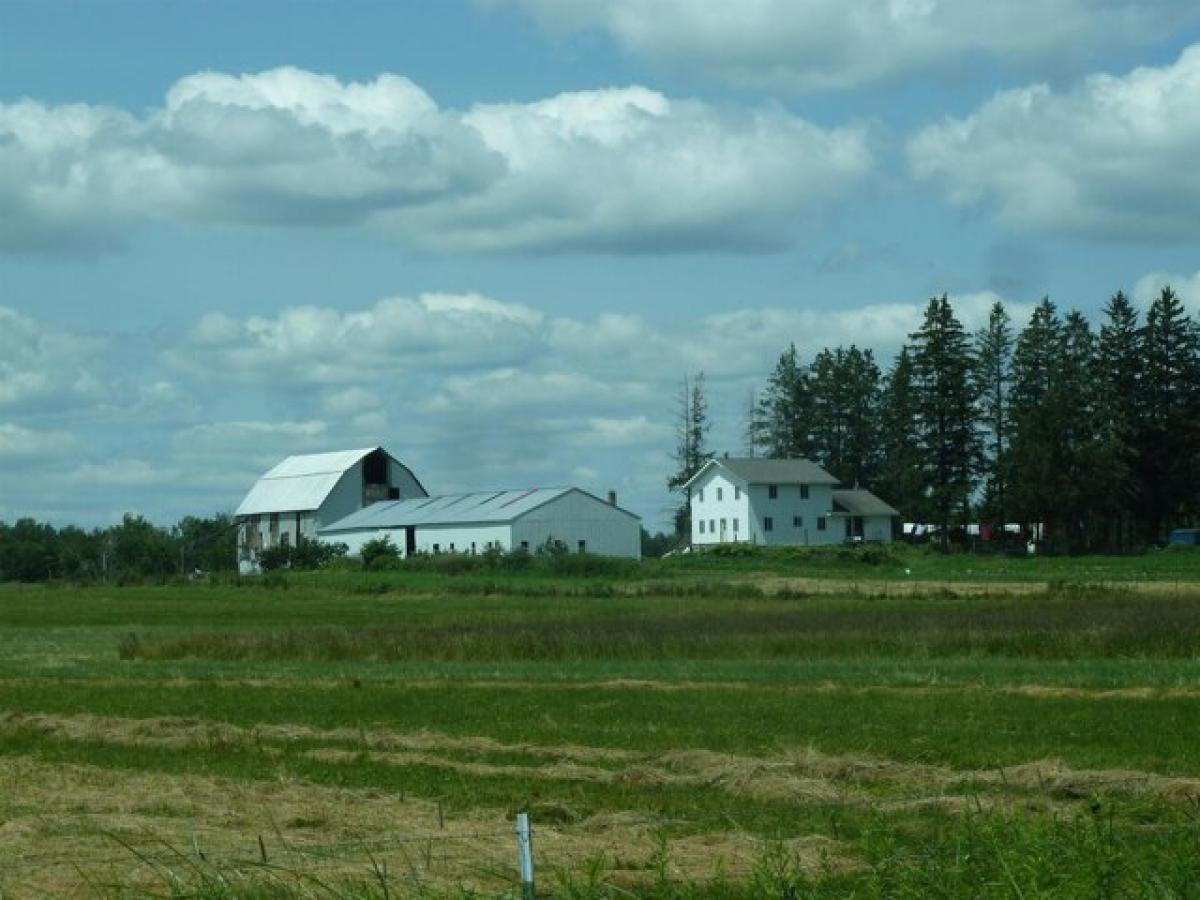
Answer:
[
  {"left": 512, "top": 490, "right": 640, "bottom": 558},
  {"left": 415, "top": 524, "right": 511, "bottom": 555},
  {"left": 689, "top": 468, "right": 750, "bottom": 545},
  {"left": 318, "top": 460, "right": 366, "bottom": 529}
]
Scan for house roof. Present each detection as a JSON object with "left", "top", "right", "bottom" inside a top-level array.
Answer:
[
  {"left": 236, "top": 447, "right": 381, "bottom": 517},
  {"left": 684, "top": 457, "right": 839, "bottom": 490},
  {"left": 319, "top": 487, "right": 638, "bottom": 532},
  {"left": 832, "top": 488, "right": 900, "bottom": 518}
]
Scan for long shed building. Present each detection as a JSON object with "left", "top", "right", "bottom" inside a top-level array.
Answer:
[{"left": 318, "top": 487, "right": 641, "bottom": 559}]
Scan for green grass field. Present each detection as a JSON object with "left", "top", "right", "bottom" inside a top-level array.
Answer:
[{"left": 2, "top": 549, "right": 1200, "bottom": 897}]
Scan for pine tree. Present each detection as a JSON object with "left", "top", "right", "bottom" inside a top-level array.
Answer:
[
  {"left": 667, "top": 372, "right": 714, "bottom": 537},
  {"left": 809, "top": 346, "right": 881, "bottom": 485},
  {"left": 1096, "top": 291, "right": 1141, "bottom": 550},
  {"left": 876, "top": 346, "right": 925, "bottom": 521},
  {"left": 1139, "top": 287, "right": 1200, "bottom": 539},
  {"left": 756, "top": 345, "right": 813, "bottom": 459},
  {"left": 909, "top": 295, "right": 980, "bottom": 546},
  {"left": 973, "top": 301, "right": 1013, "bottom": 528}
]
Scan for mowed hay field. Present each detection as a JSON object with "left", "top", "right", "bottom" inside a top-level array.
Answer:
[{"left": 2, "top": 551, "right": 1200, "bottom": 898}]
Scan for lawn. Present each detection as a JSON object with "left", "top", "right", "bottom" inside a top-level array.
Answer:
[{"left": 1, "top": 551, "right": 1199, "bottom": 897}]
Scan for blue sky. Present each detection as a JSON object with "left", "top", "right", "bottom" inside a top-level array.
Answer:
[{"left": 2, "top": 0, "right": 1199, "bottom": 531}]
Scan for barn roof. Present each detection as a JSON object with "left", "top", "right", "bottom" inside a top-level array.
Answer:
[
  {"left": 236, "top": 447, "right": 379, "bottom": 517},
  {"left": 832, "top": 488, "right": 900, "bottom": 518},
  {"left": 684, "top": 457, "right": 839, "bottom": 490},
  {"left": 320, "top": 487, "right": 637, "bottom": 532}
]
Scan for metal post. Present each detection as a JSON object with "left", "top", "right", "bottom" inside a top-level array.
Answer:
[{"left": 515, "top": 811, "right": 535, "bottom": 900}]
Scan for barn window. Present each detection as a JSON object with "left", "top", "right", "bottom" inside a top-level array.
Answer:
[
  {"left": 521, "top": 541, "right": 529, "bottom": 551},
  {"left": 433, "top": 543, "right": 441, "bottom": 553},
  {"left": 716, "top": 487, "right": 723, "bottom": 501},
  {"left": 577, "top": 540, "right": 587, "bottom": 553},
  {"left": 449, "top": 543, "right": 455, "bottom": 551},
  {"left": 817, "top": 518, "right": 826, "bottom": 531},
  {"left": 281, "top": 532, "right": 291, "bottom": 548},
  {"left": 800, "top": 485, "right": 810, "bottom": 500},
  {"left": 768, "top": 485, "right": 778, "bottom": 499},
  {"left": 764, "top": 517, "right": 774, "bottom": 532},
  {"left": 793, "top": 516, "right": 803, "bottom": 528},
  {"left": 471, "top": 542, "right": 476, "bottom": 554}
]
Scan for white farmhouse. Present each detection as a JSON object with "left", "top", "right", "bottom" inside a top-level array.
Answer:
[
  {"left": 235, "top": 447, "right": 427, "bottom": 573},
  {"left": 319, "top": 487, "right": 641, "bottom": 559},
  {"left": 683, "top": 457, "right": 899, "bottom": 547}
]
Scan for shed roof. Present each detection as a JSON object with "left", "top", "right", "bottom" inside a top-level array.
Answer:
[
  {"left": 236, "top": 447, "right": 379, "bottom": 517},
  {"left": 832, "top": 488, "right": 900, "bottom": 518},
  {"left": 685, "top": 457, "right": 839, "bottom": 489},
  {"left": 320, "top": 487, "right": 637, "bottom": 532}
]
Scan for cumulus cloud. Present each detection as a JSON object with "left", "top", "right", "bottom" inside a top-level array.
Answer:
[
  {"left": 1, "top": 67, "right": 872, "bottom": 255},
  {"left": 909, "top": 44, "right": 1200, "bottom": 240},
  {"left": 0, "top": 424, "right": 76, "bottom": 459},
  {"left": 0, "top": 306, "right": 110, "bottom": 412},
  {"left": 492, "top": 0, "right": 1197, "bottom": 92}
]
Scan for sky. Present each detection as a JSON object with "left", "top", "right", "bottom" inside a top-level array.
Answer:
[{"left": 2, "top": 0, "right": 1200, "bottom": 532}]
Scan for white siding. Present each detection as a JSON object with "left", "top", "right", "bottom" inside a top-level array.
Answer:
[
  {"left": 512, "top": 490, "right": 640, "bottom": 558},
  {"left": 747, "top": 482, "right": 839, "bottom": 546},
  {"left": 689, "top": 468, "right": 750, "bottom": 546}
]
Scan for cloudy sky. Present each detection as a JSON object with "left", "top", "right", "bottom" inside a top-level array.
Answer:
[{"left": 2, "top": 1, "right": 1199, "bottom": 531}]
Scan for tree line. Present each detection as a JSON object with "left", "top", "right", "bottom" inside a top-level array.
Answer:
[
  {"left": 0, "top": 513, "right": 238, "bottom": 582},
  {"left": 670, "top": 287, "right": 1200, "bottom": 552}
]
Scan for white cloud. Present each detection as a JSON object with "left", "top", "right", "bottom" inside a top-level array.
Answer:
[
  {"left": 1133, "top": 270, "right": 1200, "bottom": 316},
  {"left": 64, "top": 459, "right": 175, "bottom": 487},
  {"left": 909, "top": 44, "right": 1200, "bottom": 240},
  {"left": 0, "top": 424, "right": 75, "bottom": 459},
  {"left": 0, "top": 306, "right": 110, "bottom": 412},
  {"left": 1, "top": 67, "right": 872, "bottom": 255},
  {"left": 492, "top": 0, "right": 1197, "bottom": 92}
]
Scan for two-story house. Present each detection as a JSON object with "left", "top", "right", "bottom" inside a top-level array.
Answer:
[{"left": 683, "top": 457, "right": 898, "bottom": 547}]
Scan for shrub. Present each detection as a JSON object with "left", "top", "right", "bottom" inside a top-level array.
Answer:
[{"left": 360, "top": 536, "right": 401, "bottom": 570}]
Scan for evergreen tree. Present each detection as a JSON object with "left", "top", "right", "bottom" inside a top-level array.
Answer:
[
  {"left": 1096, "top": 291, "right": 1141, "bottom": 550},
  {"left": 1008, "top": 299, "right": 1070, "bottom": 546},
  {"left": 755, "top": 345, "right": 813, "bottom": 459},
  {"left": 667, "top": 372, "right": 714, "bottom": 537},
  {"left": 809, "top": 345, "right": 881, "bottom": 485},
  {"left": 908, "top": 295, "right": 980, "bottom": 545},
  {"left": 876, "top": 346, "right": 925, "bottom": 521},
  {"left": 973, "top": 301, "right": 1013, "bottom": 527},
  {"left": 1138, "top": 287, "right": 1200, "bottom": 539}
]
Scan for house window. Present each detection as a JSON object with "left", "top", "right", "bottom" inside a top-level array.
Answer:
[
  {"left": 698, "top": 488, "right": 704, "bottom": 503},
  {"left": 735, "top": 487, "right": 741, "bottom": 500},
  {"left": 577, "top": 540, "right": 586, "bottom": 553},
  {"left": 817, "top": 518, "right": 826, "bottom": 531},
  {"left": 720, "top": 518, "right": 727, "bottom": 535},
  {"left": 793, "top": 516, "right": 803, "bottom": 528},
  {"left": 716, "top": 487, "right": 723, "bottom": 501},
  {"left": 768, "top": 485, "right": 778, "bottom": 499},
  {"left": 733, "top": 518, "right": 739, "bottom": 532},
  {"left": 764, "top": 517, "right": 774, "bottom": 532},
  {"left": 471, "top": 542, "right": 476, "bottom": 554},
  {"left": 699, "top": 520, "right": 706, "bottom": 534},
  {"left": 433, "top": 543, "right": 441, "bottom": 553},
  {"left": 800, "top": 485, "right": 810, "bottom": 500},
  {"left": 709, "top": 519, "right": 715, "bottom": 534}
]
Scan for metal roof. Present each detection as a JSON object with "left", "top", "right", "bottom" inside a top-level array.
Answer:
[
  {"left": 236, "top": 447, "right": 379, "bottom": 517},
  {"left": 832, "top": 488, "right": 900, "bottom": 518},
  {"left": 320, "top": 487, "right": 634, "bottom": 532},
  {"left": 685, "top": 457, "right": 839, "bottom": 489}
]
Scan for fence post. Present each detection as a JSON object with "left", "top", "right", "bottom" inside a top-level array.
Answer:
[{"left": 515, "top": 811, "right": 535, "bottom": 900}]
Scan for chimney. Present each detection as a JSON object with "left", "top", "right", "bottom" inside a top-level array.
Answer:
[{"left": 607, "top": 490, "right": 617, "bottom": 507}]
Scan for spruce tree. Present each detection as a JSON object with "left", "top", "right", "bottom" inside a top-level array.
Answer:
[
  {"left": 877, "top": 346, "right": 925, "bottom": 521},
  {"left": 908, "top": 295, "right": 980, "bottom": 545},
  {"left": 809, "top": 346, "right": 881, "bottom": 485},
  {"left": 973, "top": 301, "right": 1013, "bottom": 528},
  {"left": 1096, "top": 291, "right": 1141, "bottom": 549},
  {"left": 756, "top": 344, "right": 813, "bottom": 459}
]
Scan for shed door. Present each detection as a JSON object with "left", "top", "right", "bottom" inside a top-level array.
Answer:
[{"left": 405, "top": 527, "right": 416, "bottom": 556}]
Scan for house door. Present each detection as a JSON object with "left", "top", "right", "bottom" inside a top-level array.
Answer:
[{"left": 404, "top": 527, "right": 416, "bottom": 556}]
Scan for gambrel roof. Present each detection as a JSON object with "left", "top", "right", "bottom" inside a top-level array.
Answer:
[{"left": 235, "top": 447, "right": 424, "bottom": 517}]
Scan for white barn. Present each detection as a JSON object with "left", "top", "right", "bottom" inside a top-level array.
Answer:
[
  {"left": 684, "top": 457, "right": 898, "bottom": 547},
  {"left": 319, "top": 487, "right": 641, "bottom": 559},
  {"left": 235, "top": 447, "right": 427, "bottom": 573}
]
